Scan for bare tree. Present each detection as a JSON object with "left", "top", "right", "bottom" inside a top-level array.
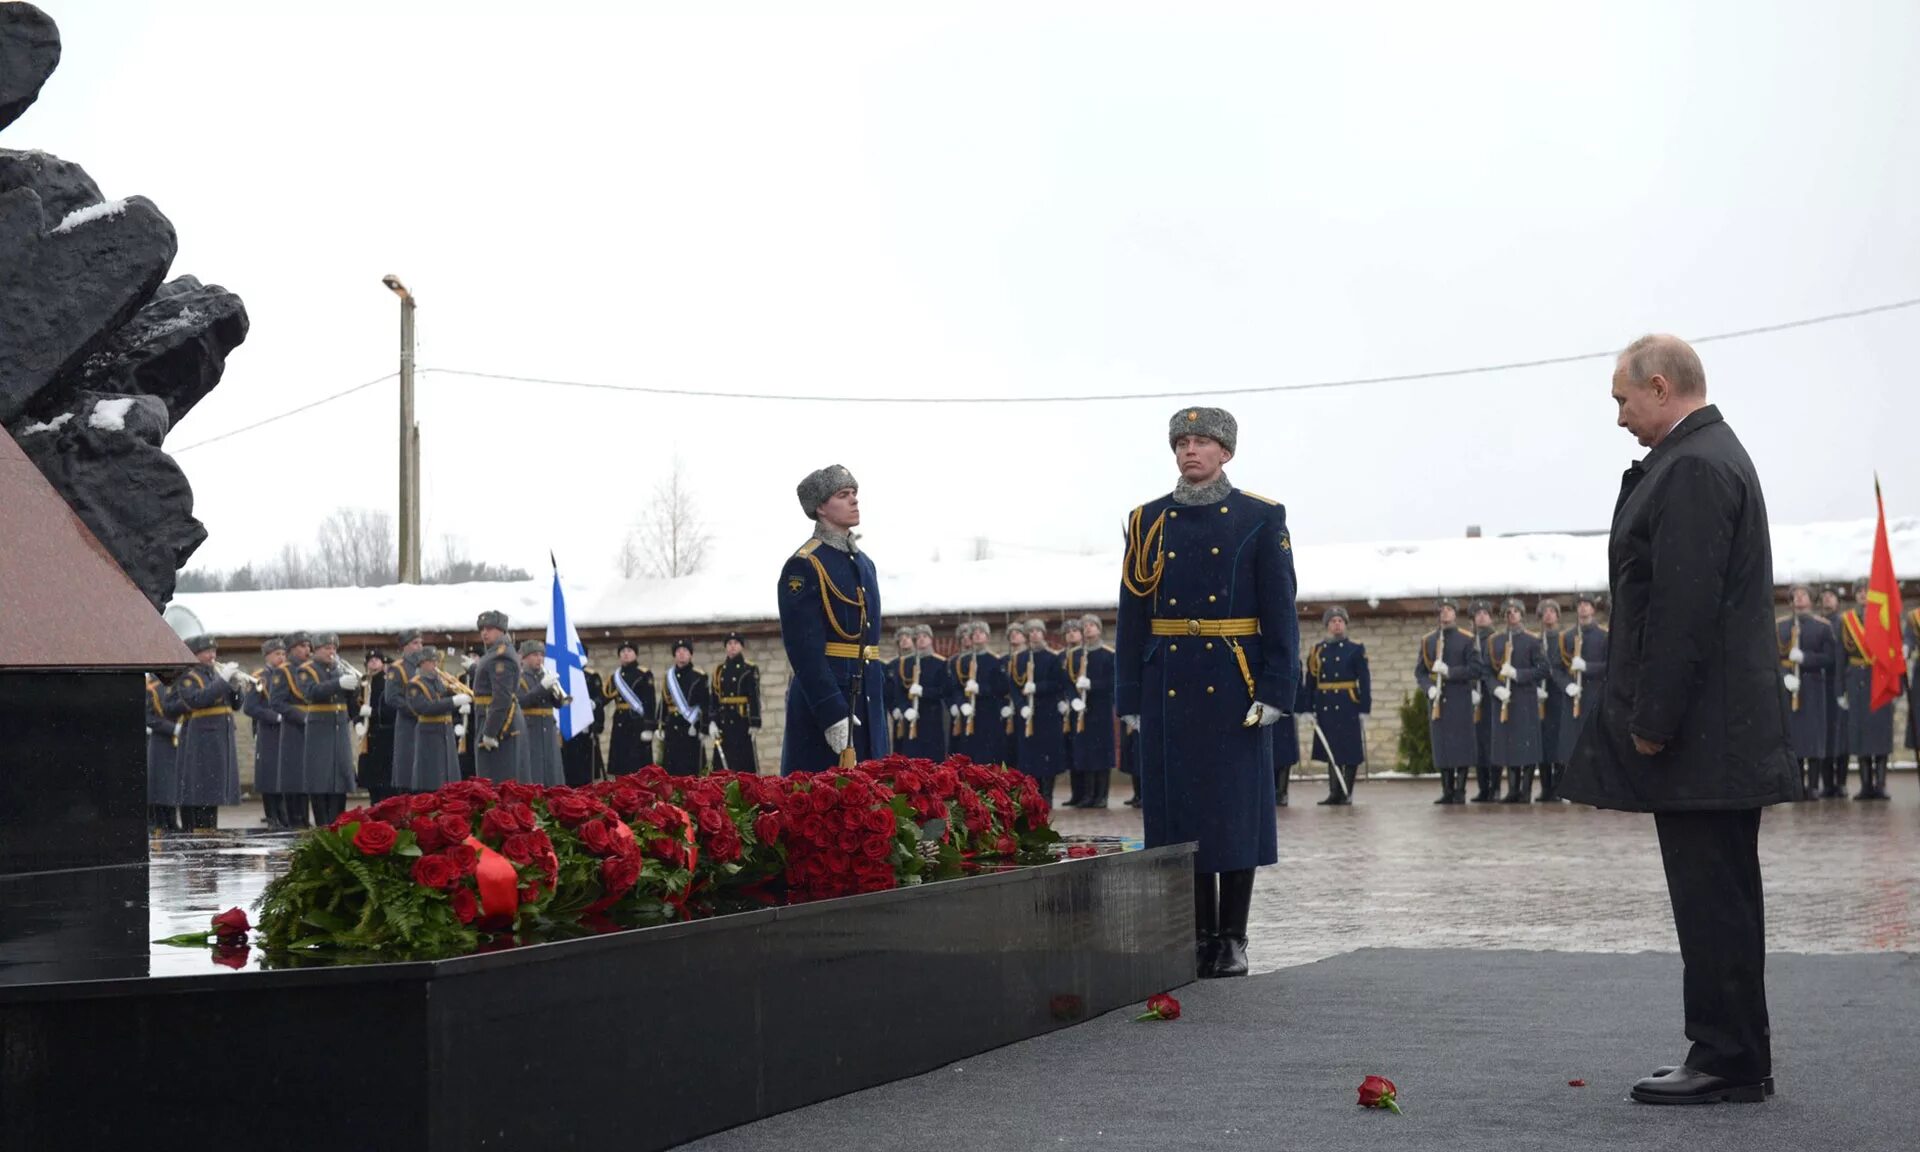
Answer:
[
  {"left": 425, "top": 534, "right": 529, "bottom": 584},
  {"left": 618, "top": 456, "right": 710, "bottom": 579},
  {"left": 314, "top": 507, "right": 397, "bottom": 588}
]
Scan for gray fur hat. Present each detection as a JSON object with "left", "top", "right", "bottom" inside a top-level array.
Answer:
[
  {"left": 477, "top": 610, "right": 509, "bottom": 632},
  {"left": 1080, "top": 614, "right": 1104, "bottom": 632},
  {"left": 1061, "top": 618, "right": 1084, "bottom": 635},
  {"left": 414, "top": 646, "right": 440, "bottom": 664},
  {"left": 517, "top": 639, "right": 544, "bottom": 657},
  {"left": 285, "top": 631, "right": 312, "bottom": 650},
  {"left": 1501, "top": 598, "right": 1527, "bottom": 616},
  {"left": 1005, "top": 620, "right": 1029, "bottom": 638},
  {"left": 797, "top": 464, "right": 858, "bottom": 519},
  {"left": 970, "top": 620, "right": 993, "bottom": 639},
  {"left": 395, "top": 628, "right": 423, "bottom": 647},
  {"left": 1536, "top": 598, "right": 1561, "bottom": 616},
  {"left": 185, "top": 634, "right": 217, "bottom": 654},
  {"left": 310, "top": 631, "right": 340, "bottom": 649},
  {"left": 912, "top": 624, "right": 933, "bottom": 638},
  {"left": 1322, "top": 605, "right": 1349, "bottom": 625},
  {"left": 1169, "top": 406, "right": 1237, "bottom": 453},
  {"left": 1024, "top": 618, "right": 1047, "bottom": 636},
  {"left": 261, "top": 636, "right": 286, "bottom": 656}
]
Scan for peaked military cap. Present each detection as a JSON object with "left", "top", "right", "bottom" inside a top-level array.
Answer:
[
  {"left": 796, "top": 464, "right": 858, "bottom": 519},
  {"left": 725, "top": 630, "right": 745, "bottom": 645},
  {"left": 365, "top": 648, "right": 388, "bottom": 663},
  {"left": 310, "top": 631, "right": 340, "bottom": 648},
  {"left": 261, "top": 636, "right": 286, "bottom": 656},
  {"left": 185, "top": 634, "right": 217, "bottom": 654},
  {"left": 285, "top": 631, "right": 312, "bottom": 650},
  {"left": 517, "top": 639, "right": 544, "bottom": 657},
  {"left": 617, "top": 640, "right": 638, "bottom": 655},
  {"left": 476, "top": 610, "right": 510, "bottom": 632},
  {"left": 1322, "top": 605, "right": 1349, "bottom": 625},
  {"left": 1574, "top": 592, "right": 1605, "bottom": 609},
  {"left": 415, "top": 646, "right": 441, "bottom": 663},
  {"left": 1168, "top": 406, "right": 1237, "bottom": 453},
  {"left": 1469, "top": 600, "right": 1494, "bottom": 616}
]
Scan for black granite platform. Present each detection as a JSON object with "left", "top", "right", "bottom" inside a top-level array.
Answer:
[{"left": 0, "top": 834, "right": 1193, "bottom": 1151}]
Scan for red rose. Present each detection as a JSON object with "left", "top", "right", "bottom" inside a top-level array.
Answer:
[
  {"left": 502, "top": 832, "right": 541, "bottom": 865},
  {"left": 518, "top": 883, "right": 541, "bottom": 905},
  {"left": 607, "top": 786, "right": 643, "bottom": 817},
  {"left": 211, "top": 942, "right": 250, "bottom": 970},
  {"left": 600, "top": 854, "right": 641, "bottom": 895},
  {"left": 353, "top": 820, "right": 399, "bottom": 856},
  {"left": 501, "top": 781, "right": 542, "bottom": 805},
  {"left": 548, "top": 793, "right": 595, "bottom": 827},
  {"left": 437, "top": 813, "right": 472, "bottom": 843},
  {"left": 480, "top": 807, "right": 520, "bottom": 842},
  {"left": 696, "top": 806, "right": 726, "bottom": 835},
  {"left": 993, "top": 835, "right": 1018, "bottom": 856},
  {"left": 1134, "top": 992, "right": 1180, "bottom": 1022},
  {"left": 753, "top": 812, "right": 783, "bottom": 845},
  {"left": 506, "top": 801, "right": 539, "bottom": 832},
  {"left": 408, "top": 793, "right": 439, "bottom": 813},
  {"left": 1066, "top": 844, "right": 1098, "bottom": 859},
  {"left": 580, "top": 820, "right": 614, "bottom": 856},
  {"left": 446, "top": 842, "right": 478, "bottom": 875},
  {"left": 449, "top": 887, "right": 479, "bottom": 924},
  {"left": 709, "top": 829, "right": 742, "bottom": 863},
  {"left": 410, "top": 817, "right": 445, "bottom": 853},
  {"left": 825, "top": 849, "right": 852, "bottom": 874},
  {"left": 438, "top": 799, "right": 472, "bottom": 817},
  {"left": 809, "top": 788, "right": 838, "bottom": 813},
  {"left": 412, "top": 853, "right": 459, "bottom": 890},
  {"left": 210, "top": 907, "right": 251, "bottom": 940},
  {"left": 1357, "top": 1075, "right": 1401, "bottom": 1113}
]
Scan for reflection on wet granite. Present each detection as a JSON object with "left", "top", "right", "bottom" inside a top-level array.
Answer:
[{"left": 0, "top": 671, "right": 149, "bottom": 875}]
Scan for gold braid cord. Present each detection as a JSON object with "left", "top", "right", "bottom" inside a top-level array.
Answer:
[
  {"left": 1122, "top": 507, "right": 1167, "bottom": 599},
  {"left": 806, "top": 553, "right": 867, "bottom": 642}
]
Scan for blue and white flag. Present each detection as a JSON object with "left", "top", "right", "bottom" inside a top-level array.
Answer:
[{"left": 545, "top": 557, "right": 595, "bottom": 740}]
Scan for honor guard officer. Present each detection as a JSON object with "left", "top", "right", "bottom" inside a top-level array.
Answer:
[
  {"left": 358, "top": 650, "right": 403, "bottom": 801},
  {"left": 1487, "top": 599, "right": 1548, "bottom": 802},
  {"left": 385, "top": 630, "right": 425, "bottom": 797},
  {"left": 458, "top": 643, "right": 486, "bottom": 780},
  {"left": 1001, "top": 622, "right": 1030, "bottom": 770},
  {"left": 912, "top": 625, "right": 954, "bottom": 760},
  {"left": 1469, "top": 599, "right": 1499, "bottom": 801},
  {"left": 1819, "top": 586, "right": 1850, "bottom": 796},
  {"left": 1535, "top": 600, "right": 1568, "bottom": 802},
  {"left": 1777, "top": 585, "right": 1836, "bottom": 800},
  {"left": 517, "top": 639, "right": 568, "bottom": 786},
  {"left": 242, "top": 637, "right": 289, "bottom": 826},
  {"left": 1067, "top": 614, "right": 1118, "bottom": 808},
  {"left": 711, "top": 631, "right": 762, "bottom": 774},
  {"left": 1549, "top": 597, "right": 1607, "bottom": 799},
  {"left": 402, "top": 648, "right": 468, "bottom": 791},
  {"left": 1416, "top": 599, "right": 1483, "bottom": 804},
  {"left": 945, "top": 623, "right": 972, "bottom": 748},
  {"left": 1904, "top": 604, "right": 1920, "bottom": 763},
  {"left": 778, "top": 465, "right": 889, "bottom": 774},
  {"left": 660, "top": 639, "right": 710, "bottom": 776},
  {"left": 1302, "top": 606, "right": 1371, "bottom": 805},
  {"left": 606, "top": 641, "right": 657, "bottom": 775},
  {"left": 1059, "top": 619, "right": 1091, "bottom": 805},
  {"left": 951, "top": 621, "right": 1007, "bottom": 767},
  {"left": 145, "top": 672, "right": 183, "bottom": 831},
  {"left": 268, "top": 633, "right": 313, "bottom": 827},
  {"left": 165, "top": 635, "right": 249, "bottom": 831},
  {"left": 562, "top": 643, "right": 608, "bottom": 786},
  {"left": 1838, "top": 578, "right": 1895, "bottom": 800},
  {"left": 888, "top": 625, "right": 950, "bottom": 759},
  {"left": 1009, "top": 613, "right": 1072, "bottom": 800},
  {"left": 470, "top": 611, "right": 531, "bottom": 783},
  {"left": 290, "top": 632, "right": 359, "bottom": 826},
  {"left": 1117, "top": 406, "right": 1299, "bottom": 979}
]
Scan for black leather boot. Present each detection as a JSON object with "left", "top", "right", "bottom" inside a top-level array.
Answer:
[
  {"left": 1275, "top": 767, "right": 1290, "bottom": 808},
  {"left": 1498, "top": 766, "right": 1519, "bottom": 802},
  {"left": 1434, "top": 768, "right": 1454, "bottom": 804},
  {"left": 1087, "top": 770, "right": 1110, "bottom": 808},
  {"left": 1870, "top": 757, "right": 1891, "bottom": 800},
  {"left": 1518, "top": 766, "right": 1536, "bottom": 803},
  {"left": 1194, "top": 873, "right": 1221, "bottom": 978},
  {"left": 1471, "top": 764, "right": 1495, "bottom": 802},
  {"left": 1214, "top": 869, "right": 1254, "bottom": 978}
]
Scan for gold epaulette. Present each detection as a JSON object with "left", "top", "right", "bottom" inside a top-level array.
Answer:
[
  {"left": 796, "top": 538, "right": 822, "bottom": 557},
  {"left": 1240, "top": 490, "right": 1281, "bottom": 505},
  {"left": 1455, "top": 628, "right": 1474, "bottom": 638}
]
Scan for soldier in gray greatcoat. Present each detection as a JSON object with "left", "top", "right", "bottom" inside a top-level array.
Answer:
[
  {"left": 516, "top": 639, "right": 568, "bottom": 786},
  {"left": 1414, "top": 598, "right": 1483, "bottom": 804},
  {"left": 470, "top": 610, "right": 531, "bottom": 783},
  {"left": 403, "top": 648, "right": 467, "bottom": 792},
  {"left": 269, "top": 632, "right": 314, "bottom": 827},
  {"left": 385, "top": 630, "right": 425, "bottom": 794},
  {"left": 241, "top": 637, "right": 290, "bottom": 827},
  {"left": 1776, "top": 585, "right": 1835, "bottom": 800},
  {"left": 165, "top": 634, "right": 247, "bottom": 831},
  {"left": 1838, "top": 577, "right": 1896, "bottom": 800},
  {"left": 292, "top": 631, "right": 360, "bottom": 826},
  {"left": 145, "top": 672, "right": 183, "bottom": 831},
  {"left": 1469, "top": 599, "right": 1499, "bottom": 801},
  {"left": 1486, "top": 599, "right": 1548, "bottom": 803}
]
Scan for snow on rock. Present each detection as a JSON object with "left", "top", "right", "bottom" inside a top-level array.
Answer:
[
  {"left": 86, "top": 396, "right": 136, "bottom": 431},
  {"left": 168, "top": 516, "right": 1920, "bottom": 639},
  {"left": 17, "top": 412, "right": 72, "bottom": 436},
  {"left": 50, "top": 198, "right": 130, "bottom": 235}
]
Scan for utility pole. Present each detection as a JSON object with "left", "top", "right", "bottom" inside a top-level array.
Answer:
[{"left": 382, "top": 274, "right": 422, "bottom": 583}]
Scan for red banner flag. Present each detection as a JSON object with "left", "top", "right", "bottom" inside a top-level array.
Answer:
[{"left": 1865, "top": 477, "right": 1906, "bottom": 712}]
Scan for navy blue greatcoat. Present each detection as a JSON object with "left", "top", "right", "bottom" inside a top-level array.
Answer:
[
  {"left": 1303, "top": 636, "right": 1370, "bottom": 768},
  {"left": 948, "top": 649, "right": 1007, "bottom": 766},
  {"left": 1116, "top": 486, "right": 1300, "bottom": 874},
  {"left": 1010, "top": 646, "right": 1071, "bottom": 790},
  {"left": 778, "top": 535, "right": 889, "bottom": 774},
  {"left": 1414, "top": 627, "right": 1482, "bottom": 769},
  {"left": 1070, "top": 644, "right": 1117, "bottom": 774},
  {"left": 1776, "top": 614, "right": 1834, "bottom": 759},
  {"left": 886, "top": 653, "right": 952, "bottom": 760},
  {"left": 1838, "top": 611, "right": 1895, "bottom": 756},
  {"left": 1486, "top": 629, "right": 1547, "bottom": 766}
]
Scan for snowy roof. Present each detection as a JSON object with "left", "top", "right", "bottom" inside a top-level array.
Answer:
[{"left": 170, "top": 516, "right": 1920, "bottom": 638}]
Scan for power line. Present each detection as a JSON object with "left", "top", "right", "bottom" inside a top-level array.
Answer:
[
  {"left": 424, "top": 294, "right": 1920, "bottom": 404},
  {"left": 169, "top": 372, "right": 397, "bottom": 454}
]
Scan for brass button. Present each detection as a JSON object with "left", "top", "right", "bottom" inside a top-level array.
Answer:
[
  {"left": 1206, "top": 685, "right": 1215, "bottom": 694},
  {"left": 1208, "top": 595, "right": 1217, "bottom": 603},
  {"left": 1169, "top": 598, "right": 1178, "bottom": 606},
  {"left": 1220, "top": 506, "right": 1229, "bottom": 514},
  {"left": 1211, "top": 547, "right": 1220, "bottom": 555},
  {"left": 1206, "top": 642, "right": 1214, "bottom": 650},
  {"left": 1169, "top": 511, "right": 1179, "bottom": 518},
  {"left": 1168, "top": 689, "right": 1177, "bottom": 697},
  {"left": 1170, "top": 644, "right": 1178, "bottom": 652},
  {"left": 1167, "top": 551, "right": 1175, "bottom": 559}
]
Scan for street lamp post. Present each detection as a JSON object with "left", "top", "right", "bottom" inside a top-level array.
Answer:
[{"left": 383, "top": 274, "right": 422, "bottom": 583}]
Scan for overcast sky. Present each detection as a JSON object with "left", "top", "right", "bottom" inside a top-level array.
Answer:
[{"left": 17, "top": 1, "right": 1920, "bottom": 586}]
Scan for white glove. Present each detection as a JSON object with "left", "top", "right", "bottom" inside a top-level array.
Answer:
[
  {"left": 1494, "top": 686, "right": 1512, "bottom": 703},
  {"left": 1499, "top": 664, "right": 1516, "bottom": 682},
  {"left": 1427, "top": 685, "right": 1441, "bottom": 702},
  {"left": 948, "top": 704, "right": 959, "bottom": 717},
  {"left": 904, "top": 707, "right": 919, "bottom": 722},
  {"left": 269, "top": 713, "right": 282, "bottom": 724},
  {"left": 960, "top": 703, "right": 975, "bottom": 718},
  {"left": 1570, "top": 656, "right": 1587, "bottom": 673},
  {"left": 1565, "top": 682, "right": 1582, "bottom": 698},
  {"left": 642, "top": 729, "right": 658, "bottom": 741},
  {"left": 480, "top": 735, "right": 500, "bottom": 751},
  {"left": 1076, "top": 676, "right": 1092, "bottom": 691},
  {"left": 1838, "top": 695, "right": 1850, "bottom": 711},
  {"left": 359, "top": 703, "right": 372, "bottom": 719},
  {"left": 1023, "top": 679, "right": 1037, "bottom": 696},
  {"left": 1122, "top": 715, "right": 1141, "bottom": 733},
  {"left": 1789, "top": 648, "right": 1804, "bottom": 666},
  {"left": 452, "top": 693, "right": 472, "bottom": 709},
  {"left": 1471, "top": 687, "right": 1483, "bottom": 706},
  {"left": 708, "top": 722, "right": 720, "bottom": 739},
  {"left": 1070, "top": 697, "right": 1086, "bottom": 713},
  {"left": 338, "top": 670, "right": 361, "bottom": 692},
  {"left": 1244, "top": 701, "right": 1283, "bottom": 727},
  {"left": 354, "top": 721, "right": 367, "bottom": 737},
  {"left": 145, "top": 725, "right": 156, "bottom": 735},
  {"left": 908, "top": 683, "right": 923, "bottom": 699},
  {"left": 891, "top": 707, "right": 903, "bottom": 720},
  {"left": 1000, "top": 705, "right": 1013, "bottom": 719},
  {"left": 1536, "top": 684, "right": 1548, "bottom": 700},
  {"left": 1020, "top": 705, "right": 1033, "bottom": 720},
  {"left": 453, "top": 723, "right": 465, "bottom": 738},
  {"left": 825, "top": 717, "right": 850, "bottom": 753},
  {"left": 462, "top": 654, "right": 477, "bottom": 670},
  {"left": 1431, "top": 659, "right": 1449, "bottom": 678},
  {"left": 1781, "top": 673, "right": 1800, "bottom": 694},
  {"left": 964, "top": 679, "right": 979, "bottom": 694},
  {"left": 1056, "top": 700, "right": 1069, "bottom": 715},
  {"left": 542, "top": 669, "right": 560, "bottom": 688}
]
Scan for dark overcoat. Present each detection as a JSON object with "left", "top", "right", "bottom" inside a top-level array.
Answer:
[
  {"left": 1487, "top": 629, "right": 1547, "bottom": 766},
  {"left": 1303, "top": 637, "right": 1370, "bottom": 767},
  {"left": 1415, "top": 627, "right": 1483, "bottom": 769},
  {"left": 606, "top": 663, "right": 657, "bottom": 776},
  {"left": 166, "top": 664, "right": 242, "bottom": 806},
  {"left": 948, "top": 650, "right": 1008, "bottom": 766},
  {"left": 1563, "top": 407, "right": 1797, "bottom": 811},
  {"left": 1775, "top": 614, "right": 1834, "bottom": 759},
  {"left": 1070, "top": 644, "right": 1117, "bottom": 773},
  {"left": 145, "top": 676, "right": 181, "bottom": 807},
  {"left": 402, "top": 669, "right": 462, "bottom": 791},
  {"left": 1837, "top": 611, "right": 1896, "bottom": 756},
  {"left": 777, "top": 535, "right": 889, "bottom": 774},
  {"left": 290, "top": 658, "right": 356, "bottom": 795}
]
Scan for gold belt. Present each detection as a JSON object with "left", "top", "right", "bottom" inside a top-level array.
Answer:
[
  {"left": 614, "top": 701, "right": 633, "bottom": 711},
  {"left": 417, "top": 715, "right": 453, "bottom": 725},
  {"left": 719, "top": 695, "right": 751, "bottom": 705},
  {"left": 187, "top": 706, "right": 234, "bottom": 719},
  {"left": 1848, "top": 657, "right": 1873, "bottom": 667},
  {"left": 1149, "top": 617, "right": 1259, "bottom": 637},
  {"left": 295, "top": 703, "right": 346, "bottom": 714},
  {"left": 523, "top": 708, "right": 555, "bottom": 717},
  {"left": 824, "top": 642, "right": 883, "bottom": 659},
  {"left": 1317, "top": 680, "right": 1360, "bottom": 691},
  {"left": 473, "top": 694, "right": 494, "bottom": 703}
]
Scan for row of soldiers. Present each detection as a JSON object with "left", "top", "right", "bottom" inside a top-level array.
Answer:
[{"left": 1775, "top": 580, "right": 1920, "bottom": 800}]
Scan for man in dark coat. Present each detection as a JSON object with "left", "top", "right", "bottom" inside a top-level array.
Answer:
[
  {"left": 145, "top": 672, "right": 183, "bottom": 831},
  {"left": 606, "top": 641, "right": 656, "bottom": 776},
  {"left": 710, "top": 632, "right": 762, "bottom": 775},
  {"left": 1563, "top": 334, "right": 1795, "bottom": 1106},
  {"left": 385, "top": 630, "right": 425, "bottom": 796},
  {"left": 241, "top": 638, "right": 289, "bottom": 826},
  {"left": 470, "top": 612, "right": 531, "bottom": 783},
  {"left": 358, "top": 651, "right": 402, "bottom": 801},
  {"left": 1817, "top": 586, "right": 1850, "bottom": 797},
  {"left": 1416, "top": 598, "right": 1483, "bottom": 804},
  {"left": 660, "top": 638, "right": 710, "bottom": 776},
  {"left": 1117, "top": 406, "right": 1299, "bottom": 979},
  {"left": 950, "top": 621, "right": 1008, "bottom": 768},
  {"left": 1303, "top": 605, "right": 1370, "bottom": 805},
  {"left": 165, "top": 635, "right": 248, "bottom": 831}
]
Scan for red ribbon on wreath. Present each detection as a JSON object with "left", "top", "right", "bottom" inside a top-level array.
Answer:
[{"left": 465, "top": 836, "right": 519, "bottom": 926}]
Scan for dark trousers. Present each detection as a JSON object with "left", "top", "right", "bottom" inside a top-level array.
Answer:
[{"left": 1653, "top": 807, "right": 1772, "bottom": 1081}]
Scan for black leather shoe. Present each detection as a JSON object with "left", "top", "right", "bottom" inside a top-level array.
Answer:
[
  {"left": 1632, "top": 1066, "right": 1768, "bottom": 1104},
  {"left": 1650, "top": 1066, "right": 1773, "bottom": 1095},
  {"left": 1196, "top": 934, "right": 1221, "bottom": 978},
  {"left": 1212, "top": 935, "right": 1249, "bottom": 977},
  {"left": 1316, "top": 797, "right": 1338, "bottom": 805},
  {"left": 1124, "top": 795, "right": 1142, "bottom": 808}
]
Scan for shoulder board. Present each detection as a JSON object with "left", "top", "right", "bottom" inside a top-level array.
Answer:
[
  {"left": 1239, "top": 490, "right": 1281, "bottom": 506},
  {"left": 745, "top": 660, "right": 757, "bottom": 668},
  {"left": 640, "top": 666, "right": 651, "bottom": 675},
  {"left": 1455, "top": 628, "right": 1474, "bottom": 638},
  {"left": 1597, "top": 626, "right": 1609, "bottom": 634},
  {"left": 795, "top": 539, "right": 822, "bottom": 557}
]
